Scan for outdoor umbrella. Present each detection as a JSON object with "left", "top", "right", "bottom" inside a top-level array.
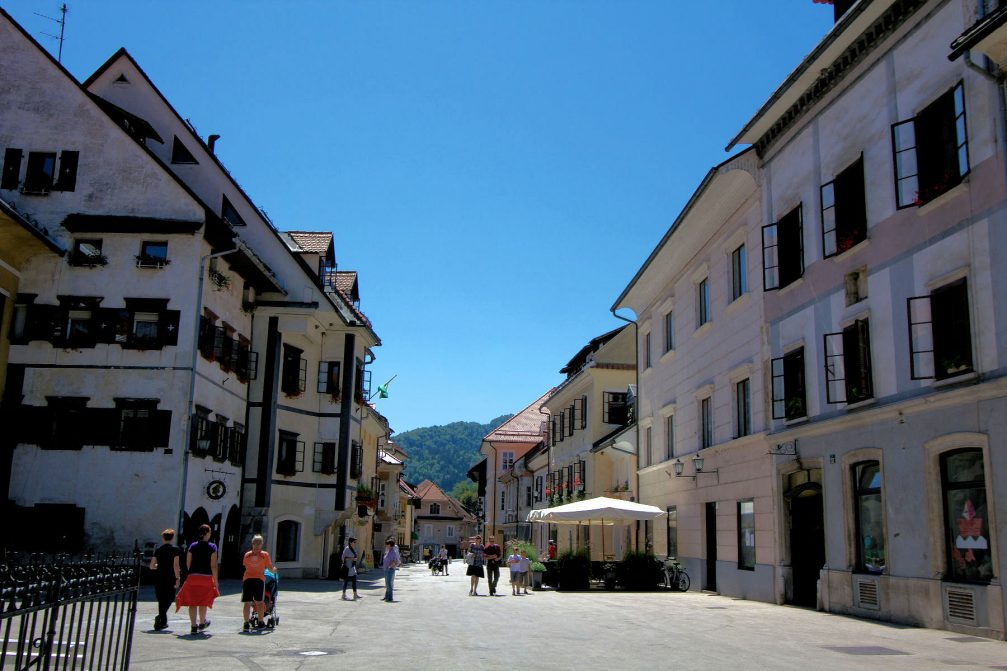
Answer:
[{"left": 527, "top": 496, "right": 665, "bottom": 558}]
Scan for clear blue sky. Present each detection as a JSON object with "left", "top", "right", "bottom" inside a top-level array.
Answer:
[{"left": 4, "top": 1, "right": 832, "bottom": 433}]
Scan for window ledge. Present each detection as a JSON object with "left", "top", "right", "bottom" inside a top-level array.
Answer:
[
  {"left": 783, "top": 416, "right": 810, "bottom": 427},
  {"left": 932, "top": 371, "right": 979, "bottom": 389},
  {"left": 845, "top": 398, "right": 877, "bottom": 411},
  {"left": 693, "top": 322, "right": 713, "bottom": 339},
  {"left": 659, "top": 349, "right": 676, "bottom": 365},
  {"left": 724, "top": 292, "right": 750, "bottom": 316},
  {"left": 777, "top": 277, "right": 805, "bottom": 297},
  {"left": 830, "top": 237, "right": 869, "bottom": 262},
  {"left": 917, "top": 181, "right": 968, "bottom": 216}
]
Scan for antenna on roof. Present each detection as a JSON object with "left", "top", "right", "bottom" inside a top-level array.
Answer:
[{"left": 35, "top": 3, "right": 68, "bottom": 63}]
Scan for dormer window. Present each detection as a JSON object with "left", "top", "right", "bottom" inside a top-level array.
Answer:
[
  {"left": 171, "top": 136, "right": 198, "bottom": 165},
  {"left": 221, "top": 194, "right": 246, "bottom": 227}
]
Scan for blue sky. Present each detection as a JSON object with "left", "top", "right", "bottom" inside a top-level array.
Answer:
[{"left": 3, "top": 1, "right": 832, "bottom": 433}]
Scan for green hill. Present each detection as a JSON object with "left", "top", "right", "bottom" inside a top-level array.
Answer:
[{"left": 395, "top": 415, "right": 512, "bottom": 490}]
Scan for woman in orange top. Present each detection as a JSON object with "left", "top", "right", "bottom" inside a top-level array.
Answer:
[{"left": 242, "top": 535, "right": 275, "bottom": 631}]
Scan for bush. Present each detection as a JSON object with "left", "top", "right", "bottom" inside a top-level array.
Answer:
[
  {"left": 557, "top": 549, "right": 591, "bottom": 591},
  {"left": 616, "top": 550, "right": 662, "bottom": 591},
  {"left": 509, "top": 541, "right": 539, "bottom": 562}
]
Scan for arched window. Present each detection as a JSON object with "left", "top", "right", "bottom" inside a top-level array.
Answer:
[
  {"left": 852, "top": 461, "right": 884, "bottom": 574},
  {"left": 429, "top": 503, "right": 441, "bottom": 515},
  {"left": 941, "top": 449, "right": 992, "bottom": 583},
  {"left": 276, "top": 520, "right": 300, "bottom": 562}
]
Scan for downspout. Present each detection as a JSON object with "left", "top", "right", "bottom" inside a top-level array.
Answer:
[
  {"left": 487, "top": 440, "right": 498, "bottom": 539},
  {"left": 177, "top": 246, "right": 238, "bottom": 543},
  {"left": 611, "top": 307, "right": 640, "bottom": 551}
]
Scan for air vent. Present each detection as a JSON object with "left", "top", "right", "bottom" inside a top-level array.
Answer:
[
  {"left": 854, "top": 576, "right": 880, "bottom": 610},
  {"left": 945, "top": 588, "right": 977, "bottom": 625}
]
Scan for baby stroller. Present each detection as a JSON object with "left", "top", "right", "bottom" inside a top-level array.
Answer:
[
  {"left": 250, "top": 569, "right": 279, "bottom": 629},
  {"left": 429, "top": 557, "right": 446, "bottom": 576}
]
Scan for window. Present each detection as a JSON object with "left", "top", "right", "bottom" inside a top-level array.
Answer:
[
  {"left": 731, "top": 244, "right": 747, "bottom": 301},
  {"left": 526, "top": 485, "right": 533, "bottom": 507},
  {"left": 665, "top": 414, "right": 675, "bottom": 462},
  {"left": 45, "top": 397, "right": 88, "bottom": 450},
  {"left": 350, "top": 441, "right": 363, "bottom": 478},
  {"left": 171, "top": 136, "right": 198, "bottom": 164},
  {"left": 312, "top": 442, "right": 336, "bottom": 474},
  {"left": 573, "top": 395, "right": 587, "bottom": 430},
  {"left": 137, "top": 241, "right": 169, "bottom": 268},
  {"left": 66, "top": 310, "right": 94, "bottom": 347},
  {"left": 763, "top": 204, "right": 804, "bottom": 290},
  {"left": 317, "top": 361, "right": 341, "bottom": 396},
  {"left": 500, "top": 491, "right": 506, "bottom": 512},
  {"left": 221, "top": 194, "right": 247, "bottom": 227},
  {"left": 644, "top": 332, "right": 652, "bottom": 368},
  {"left": 697, "top": 278, "right": 710, "bottom": 327},
  {"left": 666, "top": 506, "right": 678, "bottom": 559},
  {"left": 446, "top": 525, "right": 455, "bottom": 538},
  {"left": 281, "top": 345, "right": 306, "bottom": 396},
  {"left": 845, "top": 267, "right": 868, "bottom": 306},
  {"left": 430, "top": 503, "right": 441, "bottom": 515},
  {"left": 276, "top": 431, "right": 303, "bottom": 475},
  {"left": 132, "top": 312, "right": 160, "bottom": 347},
  {"left": 534, "top": 475, "right": 543, "bottom": 502},
  {"left": 737, "top": 500, "right": 756, "bottom": 570},
  {"left": 23, "top": 151, "right": 56, "bottom": 193},
  {"left": 771, "top": 348, "right": 807, "bottom": 420},
  {"left": 825, "top": 319, "right": 873, "bottom": 404},
  {"left": 603, "top": 392, "right": 629, "bottom": 425},
  {"left": 735, "top": 378, "right": 751, "bottom": 437},
  {"left": 354, "top": 360, "right": 370, "bottom": 403},
  {"left": 700, "top": 397, "right": 713, "bottom": 449},
  {"left": 853, "top": 461, "right": 885, "bottom": 574},
  {"left": 940, "top": 449, "right": 992, "bottom": 582},
  {"left": 893, "top": 81, "right": 969, "bottom": 208},
  {"left": 664, "top": 310, "right": 674, "bottom": 352},
  {"left": 115, "top": 399, "right": 170, "bottom": 451},
  {"left": 275, "top": 520, "right": 300, "bottom": 562},
  {"left": 501, "top": 451, "right": 515, "bottom": 471},
  {"left": 70, "top": 239, "right": 105, "bottom": 267},
  {"left": 423, "top": 524, "right": 432, "bottom": 538},
  {"left": 908, "top": 278, "right": 974, "bottom": 380},
  {"left": 822, "top": 156, "right": 867, "bottom": 257},
  {"left": 643, "top": 426, "right": 653, "bottom": 467},
  {"left": 228, "top": 424, "right": 245, "bottom": 465}
]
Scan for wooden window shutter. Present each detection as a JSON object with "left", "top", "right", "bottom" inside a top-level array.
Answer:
[
  {"left": 53, "top": 150, "right": 79, "bottom": 191},
  {"left": 1, "top": 148, "right": 22, "bottom": 190}
]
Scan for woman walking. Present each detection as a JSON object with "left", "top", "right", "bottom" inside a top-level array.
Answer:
[
  {"left": 341, "top": 537, "right": 359, "bottom": 600},
  {"left": 382, "top": 537, "right": 401, "bottom": 602},
  {"left": 175, "top": 524, "right": 219, "bottom": 635},
  {"left": 149, "top": 528, "right": 181, "bottom": 630},
  {"left": 466, "top": 535, "right": 486, "bottom": 596}
]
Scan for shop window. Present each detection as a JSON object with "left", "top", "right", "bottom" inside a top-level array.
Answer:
[
  {"left": 893, "top": 82, "right": 969, "bottom": 207},
  {"left": 822, "top": 155, "right": 867, "bottom": 257},
  {"left": 738, "top": 500, "right": 756, "bottom": 570},
  {"left": 853, "top": 461, "right": 885, "bottom": 574},
  {"left": 940, "top": 449, "right": 993, "bottom": 582},
  {"left": 825, "top": 319, "right": 873, "bottom": 404},
  {"left": 603, "top": 391, "right": 629, "bottom": 425},
  {"left": 276, "top": 431, "right": 304, "bottom": 476},
  {"left": 731, "top": 244, "right": 747, "bottom": 301},
  {"left": 276, "top": 520, "right": 300, "bottom": 562},
  {"left": 763, "top": 205, "right": 804, "bottom": 290},
  {"left": 281, "top": 345, "right": 306, "bottom": 396},
  {"left": 735, "top": 378, "right": 751, "bottom": 438},
  {"left": 908, "top": 278, "right": 974, "bottom": 380}
]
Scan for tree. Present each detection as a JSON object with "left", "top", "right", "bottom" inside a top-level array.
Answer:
[{"left": 451, "top": 479, "right": 479, "bottom": 515}]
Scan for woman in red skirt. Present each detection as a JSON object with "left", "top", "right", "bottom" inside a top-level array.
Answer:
[{"left": 175, "top": 524, "right": 219, "bottom": 635}]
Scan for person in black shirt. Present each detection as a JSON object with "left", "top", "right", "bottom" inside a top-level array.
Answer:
[
  {"left": 483, "top": 536, "right": 503, "bottom": 596},
  {"left": 149, "top": 528, "right": 181, "bottom": 630}
]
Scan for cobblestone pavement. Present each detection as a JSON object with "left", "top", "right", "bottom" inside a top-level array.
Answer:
[{"left": 130, "top": 564, "right": 1007, "bottom": 671}]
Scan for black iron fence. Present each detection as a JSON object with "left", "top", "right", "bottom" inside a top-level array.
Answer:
[{"left": 1, "top": 553, "right": 140, "bottom": 671}]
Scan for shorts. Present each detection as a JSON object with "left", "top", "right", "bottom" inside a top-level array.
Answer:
[
  {"left": 510, "top": 571, "right": 521, "bottom": 584},
  {"left": 241, "top": 578, "right": 265, "bottom": 603}
]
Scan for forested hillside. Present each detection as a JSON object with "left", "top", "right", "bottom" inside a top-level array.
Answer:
[{"left": 395, "top": 415, "right": 512, "bottom": 490}]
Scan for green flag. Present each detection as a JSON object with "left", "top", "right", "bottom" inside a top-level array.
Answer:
[{"left": 377, "top": 384, "right": 389, "bottom": 399}]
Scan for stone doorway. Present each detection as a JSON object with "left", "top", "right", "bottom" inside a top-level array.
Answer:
[{"left": 786, "top": 470, "right": 825, "bottom": 607}]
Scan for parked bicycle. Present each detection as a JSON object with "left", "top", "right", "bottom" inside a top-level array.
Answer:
[{"left": 663, "top": 558, "right": 690, "bottom": 591}]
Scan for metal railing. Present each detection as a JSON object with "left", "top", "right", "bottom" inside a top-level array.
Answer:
[{"left": 1, "top": 553, "right": 140, "bottom": 671}]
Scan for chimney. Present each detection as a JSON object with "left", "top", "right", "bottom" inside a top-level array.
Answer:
[{"left": 207, "top": 134, "right": 221, "bottom": 154}]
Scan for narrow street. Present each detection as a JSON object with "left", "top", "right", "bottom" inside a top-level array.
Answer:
[{"left": 130, "top": 564, "right": 1007, "bottom": 671}]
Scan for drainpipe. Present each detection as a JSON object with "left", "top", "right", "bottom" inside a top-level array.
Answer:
[
  {"left": 611, "top": 307, "right": 640, "bottom": 550},
  {"left": 487, "top": 440, "right": 499, "bottom": 540},
  {"left": 176, "top": 246, "right": 238, "bottom": 543}
]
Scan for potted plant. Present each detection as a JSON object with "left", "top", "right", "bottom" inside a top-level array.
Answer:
[
  {"left": 557, "top": 549, "right": 591, "bottom": 591},
  {"left": 530, "top": 560, "right": 547, "bottom": 590},
  {"left": 356, "top": 483, "right": 377, "bottom": 508},
  {"left": 602, "top": 562, "right": 618, "bottom": 590},
  {"left": 616, "top": 550, "right": 662, "bottom": 591}
]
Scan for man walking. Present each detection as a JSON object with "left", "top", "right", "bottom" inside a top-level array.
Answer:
[
  {"left": 483, "top": 536, "right": 503, "bottom": 596},
  {"left": 382, "top": 537, "right": 401, "bottom": 602}
]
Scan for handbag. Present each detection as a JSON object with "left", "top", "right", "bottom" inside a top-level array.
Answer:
[{"left": 464, "top": 552, "right": 474, "bottom": 565}]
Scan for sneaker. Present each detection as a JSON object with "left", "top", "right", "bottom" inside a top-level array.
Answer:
[
  {"left": 353, "top": 593, "right": 360, "bottom": 600},
  {"left": 197, "top": 620, "right": 210, "bottom": 631},
  {"left": 342, "top": 594, "right": 348, "bottom": 601},
  {"left": 191, "top": 626, "right": 198, "bottom": 635},
  {"left": 255, "top": 621, "right": 266, "bottom": 629},
  {"left": 243, "top": 622, "right": 250, "bottom": 632}
]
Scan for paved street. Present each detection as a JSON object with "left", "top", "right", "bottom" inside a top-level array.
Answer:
[{"left": 129, "top": 564, "right": 1007, "bottom": 670}]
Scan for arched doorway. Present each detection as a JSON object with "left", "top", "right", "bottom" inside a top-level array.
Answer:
[
  {"left": 221, "top": 505, "right": 242, "bottom": 579},
  {"left": 785, "top": 470, "right": 825, "bottom": 607},
  {"left": 183, "top": 506, "right": 210, "bottom": 548}
]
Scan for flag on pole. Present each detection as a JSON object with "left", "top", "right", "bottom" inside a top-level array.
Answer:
[{"left": 371, "top": 374, "right": 396, "bottom": 401}]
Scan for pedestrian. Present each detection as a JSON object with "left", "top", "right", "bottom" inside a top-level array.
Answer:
[
  {"left": 507, "top": 546, "right": 522, "bottom": 596},
  {"left": 466, "top": 535, "right": 485, "bottom": 596},
  {"left": 547, "top": 539, "right": 557, "bottom": 560},
  {"left": 241, "top": 534, "right": 274, "bottom": 631},
  {"left": 149, "top": 528, "right": 181, "bottom": 630},
  {"left": 382, "top": 537, "right": 401, "bottom": 602},
  {"left": 341, "top": 537, "right": 359, "bottom": 600},
  {"left": 518, "top": 548, "right": 531, "bottom": 594},
  {"left": 175, "top": 524, "right": 219, "bottom": 635},
  {"left": 483, "top": 535, "right": 502, "bottom": 596},
  {"left": 438, "top": 546, "right": 449, "bottom": 575}
]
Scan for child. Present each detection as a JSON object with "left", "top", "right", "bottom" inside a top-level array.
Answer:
[
  {"left": 518, "top": 549, "right": 531, "bottom": 594},
  {"left": 507, "top": 547, "right": 522, "bottom": 596}
]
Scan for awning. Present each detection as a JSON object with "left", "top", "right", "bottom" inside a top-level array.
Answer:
[{"left": 527, "top": 496, "right": 664, "bottom": 525}]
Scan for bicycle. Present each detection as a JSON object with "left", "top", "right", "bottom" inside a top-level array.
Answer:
[{"left": 663, "top": 558, "right": 690, "bottom": 592}]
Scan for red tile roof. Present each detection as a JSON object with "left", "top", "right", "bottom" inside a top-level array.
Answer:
[
  {"left": 286, "top": 230, "right": 332, "bottom": 253},
  {"left": 483, "top": 388, "right": 554, "bottom": 443}
]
